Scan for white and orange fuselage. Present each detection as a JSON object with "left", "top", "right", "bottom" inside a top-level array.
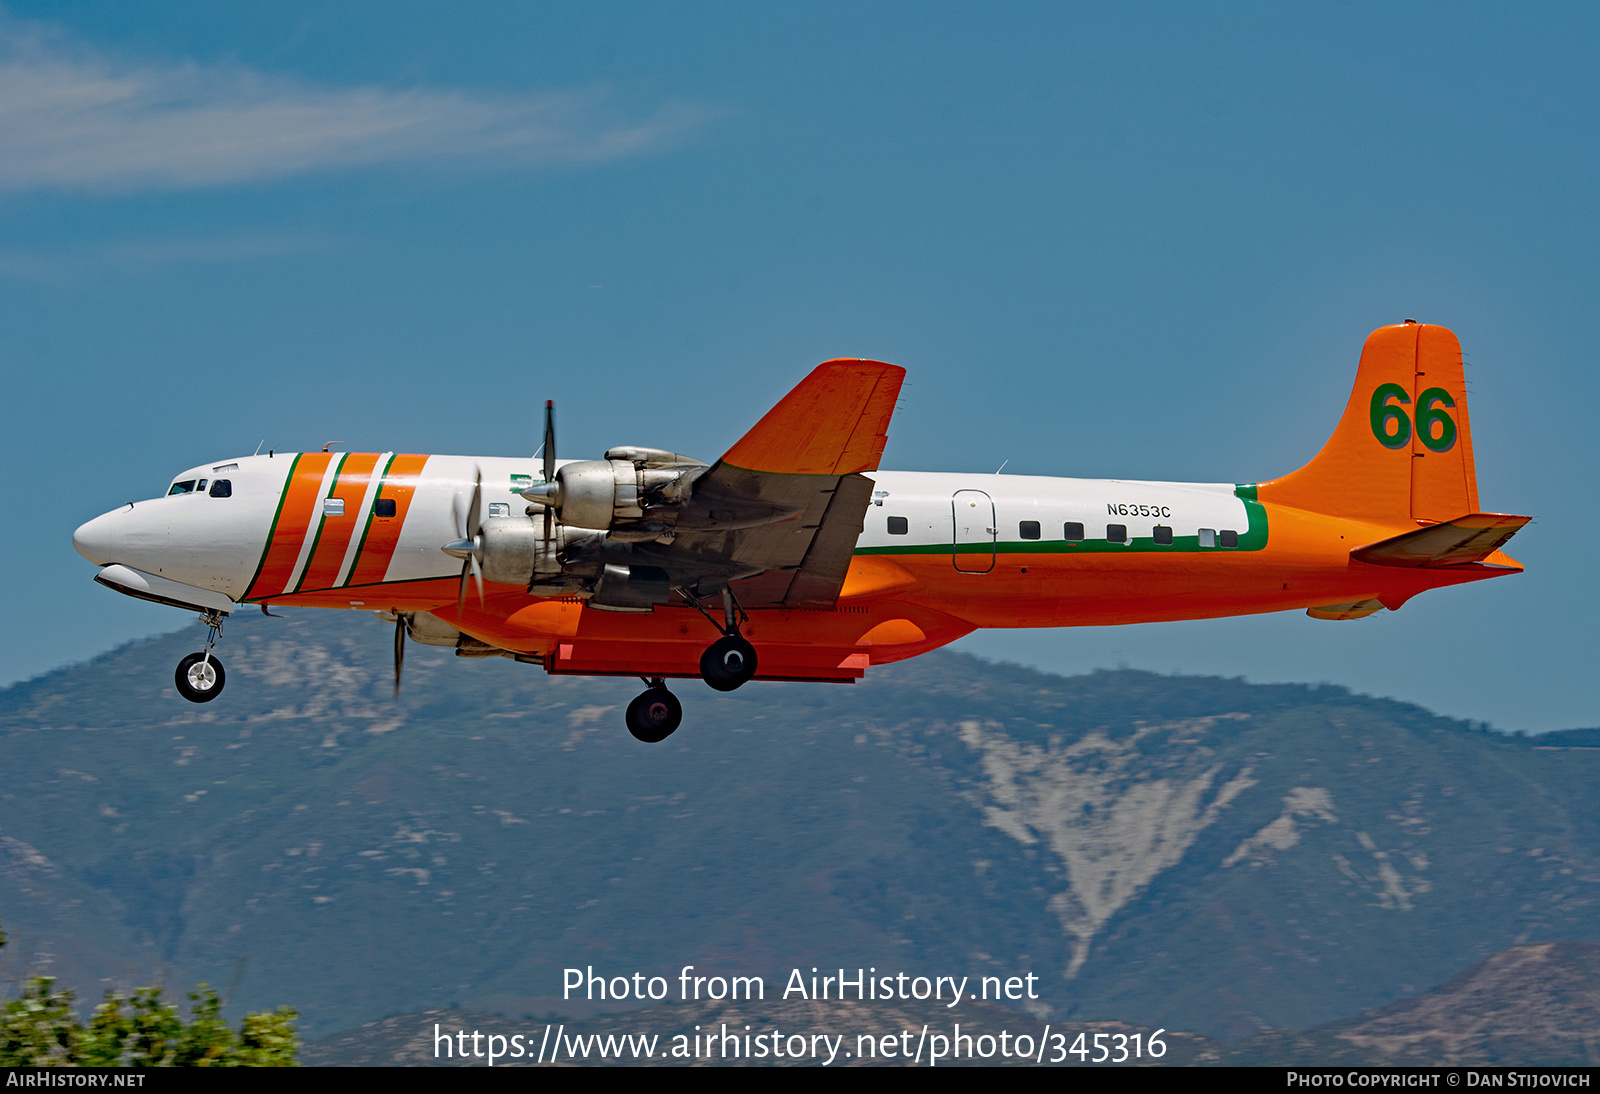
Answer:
[{"left": 72, "top": 322, "right": 1525, "bottom": 685}]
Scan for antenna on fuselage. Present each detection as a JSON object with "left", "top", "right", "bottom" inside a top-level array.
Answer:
[
  {"left": 321, "top": 441, "right": 344, "bottom": 453},
  {"left": 253, "top": 439, "right": 265, "bottom": 456}
]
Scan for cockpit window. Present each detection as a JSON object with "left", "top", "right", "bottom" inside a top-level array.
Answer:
[
  {"left": 167, "top": 480, "right": 197, "bottom": 495},
  {"left": 209, "top": 480, "right": 232, "bottom": 498}
]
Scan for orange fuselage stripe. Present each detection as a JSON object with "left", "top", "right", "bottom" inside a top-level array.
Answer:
[
  {"left": 295, "top": 451, "right": 381, "bottom": 592},
  {"left": 345, "top": 454, "right": 430, "bottom": 587},
  {"left": 244, "top": 451, "right": 334, "bottom": 600}
]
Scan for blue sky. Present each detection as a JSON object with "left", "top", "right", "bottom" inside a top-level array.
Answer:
[{"left": 6, "top": 3, "right": 1596, "bottom": 730}]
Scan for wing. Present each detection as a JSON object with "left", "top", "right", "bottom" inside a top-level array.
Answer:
[{"left": 653, "top": 359, "right": 905, "bottom": 608}]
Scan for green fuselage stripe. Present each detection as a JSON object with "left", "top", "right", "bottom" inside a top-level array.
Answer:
[
  {"left": 268, "top": 573, "right": 460, "bottom": 597},
  {"left": 291, "top": 453, "right": 349, "bottom": 594},
  {"left": 342, "top": 452, "right": 398, "bottom": 588},
  {"left": 855, "top": 484, "right": 1269, "bottom": 557}
]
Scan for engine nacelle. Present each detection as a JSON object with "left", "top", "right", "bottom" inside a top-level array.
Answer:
[
  {"left": 476, "top": 516, "right": 543, "bottom": 585},
  {"left": 527, "top": 451, "right": 705, "bottom": 532},
  {"left": 402, "top": 611, "right": 463, "bottom": 647},
  {"left": 477, "top": 516, "right": 605, "bottom": 587},
  {"left": 549, "top": 460, "right": 640, "bottom": 530}
]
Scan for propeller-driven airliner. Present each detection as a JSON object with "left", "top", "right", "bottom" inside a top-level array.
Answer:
[{"left": 72, "top": 322, "right": 1526, "bottom": 742}]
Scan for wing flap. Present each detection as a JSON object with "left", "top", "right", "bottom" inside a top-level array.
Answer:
[
  {"left": 1350, "top": 513, "right": 1530, "bottom": 568},
  {"left": 660, "top": 359, "right": 906, "bottom": 608},
  {"left": 781, "top": 474, "right": 876, "bottom": 607}
]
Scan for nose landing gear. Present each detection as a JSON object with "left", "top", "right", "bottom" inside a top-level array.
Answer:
[
  {"left": 174, "top": 612, "right": 227, "bottom": 703},
  {"left": 625, "top": 679, "right": 682, "bottom": 743}
]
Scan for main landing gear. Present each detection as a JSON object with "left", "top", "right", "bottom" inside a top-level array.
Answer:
[
  {"left": 624, "top": 588, "right": 756, "bottom": 744},
  {"left": 691, "top": 587, "right": 758, "bottom": 693},
  {"left": 626, "top": 679, "right": 682, "bottom": 743},
  {"left": 174, "top": 611, "right": 227, "bottom": 703}
]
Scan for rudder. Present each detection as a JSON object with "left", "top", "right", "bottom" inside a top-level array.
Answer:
[{"left": 1259, "top": 322, "right": 1479, "bottom": 525}]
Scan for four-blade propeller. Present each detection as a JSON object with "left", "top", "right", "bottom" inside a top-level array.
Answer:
[{"left": 408, "top": 407, "right": 556, "bottom": 699}]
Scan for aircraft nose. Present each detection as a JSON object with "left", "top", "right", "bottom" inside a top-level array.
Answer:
[{"left": 73, "top": 509, "right": 123, "bottom": 565}]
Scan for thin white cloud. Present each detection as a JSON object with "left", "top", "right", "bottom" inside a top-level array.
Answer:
[
  {"left": 0, "top": 232, "right": 341, "bottom": 280},
  {"left": 0, "top": 27, "right": 710, "bottom": 192}
]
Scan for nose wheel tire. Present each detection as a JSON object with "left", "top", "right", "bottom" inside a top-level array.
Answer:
[
  {"left": 626, "top": 686, "right": 682, "bottom": 743},
  {"left": 700, "top": 635, "right": 758, "bottom": 692},
  {"left": 174, "top": 652, "right": 226, "bottom": 703}
]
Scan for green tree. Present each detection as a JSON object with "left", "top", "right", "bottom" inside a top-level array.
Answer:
[{"left": 0, "top": 920, "right": 297, "bottom": 1066}]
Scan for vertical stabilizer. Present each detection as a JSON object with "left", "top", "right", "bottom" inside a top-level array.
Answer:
[{"left": 1259, "top": 322, "right": 1478, "bottom": 525}]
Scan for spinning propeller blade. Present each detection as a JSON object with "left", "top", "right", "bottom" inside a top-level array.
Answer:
[
  {"left": 542, "top": 400, "right": 557, "bottom": 486},
  {"left": 393, "top": 614, "right": 405, "bottom": 698},
  {"left": 542, "top": 401, "right": 556, "bottom": 545}
]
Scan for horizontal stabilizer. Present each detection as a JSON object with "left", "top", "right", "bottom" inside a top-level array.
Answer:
[{"left": 1351, "top": 513, "right": 1530, "bottom": 569}]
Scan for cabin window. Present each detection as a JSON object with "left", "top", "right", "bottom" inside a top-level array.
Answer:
[
  {"left": 375, "top": 498, "right": 397, "bottom": 518},
  {"left": 1106, "top": 524, "right": 1128, "bottom": 544},
  {"left": 1019, "top": 520, "right": 1040, "bottom": 540},
  {"left": 488, "top": 502, "right": 511, "bottom": 518},
  {"left": 167, "top": 480, "right": 196, "bottom": 495},
  {"left": 209, "top": 480, "right": 232, "bottom": 498},
  {"left": 1064, "top": 522, "right": 1085, "bottom": 542},
  {"left": 887, "top": 516, "right": 909, "bottom": 535},
  {"left": 323, "top": 498, "right": 345, "bottom": 516},
  {"left": 1220, "top": 529, "right": 1239, "bottom": 548},
  {"left": 1153, "top": 525, "right": 1173, "bottom": 545},
  {"left": 1198, "top": 528, "right": 1216, "bottom": 547}
]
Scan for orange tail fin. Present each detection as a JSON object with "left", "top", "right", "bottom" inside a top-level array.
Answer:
[{"left": 1260, "top": 321, "right": 1480, "bottom": 524}]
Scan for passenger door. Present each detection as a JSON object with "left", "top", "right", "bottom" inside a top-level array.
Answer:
[{"left": 952, "top": 490, "right": 996, "bottom": 573}]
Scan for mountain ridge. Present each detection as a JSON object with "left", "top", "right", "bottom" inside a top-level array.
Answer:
[{"left": 0, "top": 609, "right": 1595, "bottom": 1047}]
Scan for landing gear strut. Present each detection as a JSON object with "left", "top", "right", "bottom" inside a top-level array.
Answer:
[
  {"left": 626, "top": 679, "right": 682, "bottom": 743},
  {"left": 175, "top": 611, "right": 227, "bottom": 703},
  {"left": 690, "top": 587, "right": 758, "bottom": 692}
]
